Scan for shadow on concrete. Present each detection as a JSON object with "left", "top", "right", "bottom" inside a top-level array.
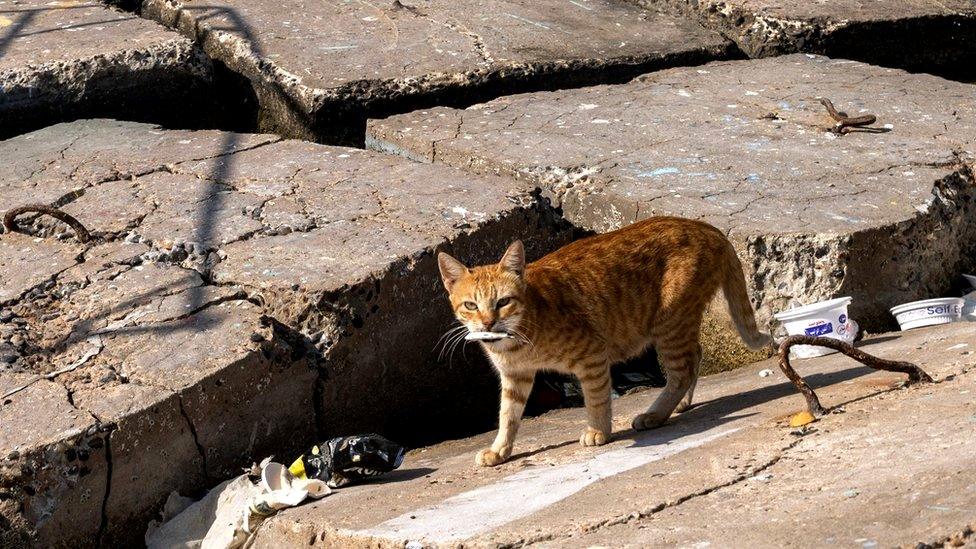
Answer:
[
  {"left": 0, "top": 5, "right": 121, "bottom": 60},
  {"left": 0, "top": 7, "right": 39, "bottom": 61},
  {"left": 614, "top": 364, "right": 875, "bottom": 446},
  {"left": 57, "top": 132, "right": 245, "bottom": 341},
  {"left": 362, "top": 466, "right": 437, "bottom": 486},
  {"left": 0, "top": 11, "right": 133, "bottom": 46}
]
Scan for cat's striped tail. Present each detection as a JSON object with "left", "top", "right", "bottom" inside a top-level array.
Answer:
[{"left": 721, "top": 242, "right": 773, "bottom": 350}]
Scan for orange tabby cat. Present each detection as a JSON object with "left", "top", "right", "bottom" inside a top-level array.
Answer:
[{"left": 438, "top": 216, "right": 771, "bottom": 466}]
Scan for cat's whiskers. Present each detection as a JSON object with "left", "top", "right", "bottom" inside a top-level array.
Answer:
[
  {"left": 435, "top": 323, "right": 465, "bottom": 347},
  {"left": 436, "top": 324, "right": 468, "bottom": 361},
  {"left": 506, "top": 327, "right": 534, "bottom": 347},
  {"left": 445, "top": 329, "right": 474, "bottom": 368}
]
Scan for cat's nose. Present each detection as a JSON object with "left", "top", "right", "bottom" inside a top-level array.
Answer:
[{"left": 483, "top": 319, "right": 496, "bottom": 331}]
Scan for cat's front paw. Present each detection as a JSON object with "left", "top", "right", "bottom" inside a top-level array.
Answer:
[
  {"left": 631, "top": 412, "right": 668, "bottom": 431},
  {"left": 476, "top": 447, "right": 509, "bottom": 467},
  {"left": 579, "top": 428, "right": 610, "bottom": 447}
]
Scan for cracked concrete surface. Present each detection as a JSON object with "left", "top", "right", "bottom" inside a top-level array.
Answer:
[
  {"left": 0, "top": 0, "right": 213, "bottom": 138},
  {"left": 0, "top": 119, "right": 575, "bottom": 547},
  {"left": 133, "top": 0, "right": 736, "bottom": 143},
  {"left": 635, "top": 0, "right": 976, "bottom": 76},
  {"left": 252, "top": 322, "right": 976, "bottom": 548},
  {"left": 367, "top": 54, "right": 976, "bottom": 335}
]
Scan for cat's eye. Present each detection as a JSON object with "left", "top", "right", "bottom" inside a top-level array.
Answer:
[
  {"left": 496, "top": 297, "right": 512, "bottom": 309},
  {"left": 463, "top": 301, "right": 478, "bottom": 311}
]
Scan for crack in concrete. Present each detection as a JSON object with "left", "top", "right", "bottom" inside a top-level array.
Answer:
[
  {"left": 177, "top": 393, "right": 210, "bottom": 484},
  {"left": 25, "top": 134, "right": 88, "bottom": 188},
  {"left": 431, "top": 112, "right": 464, "bottom": 164},
  {"left": 441, "top": 19, "right": 494, "bottom": 66},
  {"left": 509, "top": 438, "right": 803, "bottom": 547},
  {"left": 94, "top": 425, "right": 115, "bottom": 548},
  {"left": 93, "top": 289, "right": 246, "bottom": 338},
  {"left": 387, "top": 0, "right": 494, "bottom": 66}
]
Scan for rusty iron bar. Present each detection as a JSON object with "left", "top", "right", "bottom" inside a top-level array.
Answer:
[
  {"left": 819, "top": 98, "right": 877, "bottom": 134},
  {"left": 3, "top": 204, "right": 91, "bottom": 243},
  {"left": 777, "top": 335, "right": 933, "bottom": 417}
]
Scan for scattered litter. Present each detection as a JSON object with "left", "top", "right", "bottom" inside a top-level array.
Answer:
[
  {"left": 774, "top": 297, "right": 857, "bottom": 358},
  {"left": 289, "top": 434, "right": 405, "bottom": 488},
  {"left": 146, "top": 435, "right": 404, "bottom": 549},
  {"left": 611, "top": 361, "right": 665, "bottom": 394},
  {"left": 843, "top": 488, "right": 859, "bottom": 498},
  {"left": 146, "top": 458, "right": 328, "bottom": 549},
  {"left": 818, "top": 98, "right": 879, "bottom": 134},
  {"left": 789, "top": 411, "right": 815, "bottom": 428},
  {"left": 890, "top": 298, "right": 964, "bottom": 330},
  {"left": 789, "top": 425, "right": 815, "bottom": 437},
  {"left": 750, "top": 474, "right": 773, "bottom": 482},
  {"left": 758, "top": 369, "right": 773, "bottom": 378}
]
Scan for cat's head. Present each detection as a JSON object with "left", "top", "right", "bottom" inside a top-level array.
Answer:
[{"left": 437, "top": 241, "right": 527, "bottom": 350}]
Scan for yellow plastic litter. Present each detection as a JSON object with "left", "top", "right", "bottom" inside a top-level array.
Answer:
[
  {"left": 0, "top": 16, "right": 13, "bottom": 28},
  {"left": 288, "top": 444, "right": 320, "bottom": 479},
  {"left": 789, "top": 411, "right": 815, "bottom": 427},
  {"left": 288, "top": 456, "right": 307, "bottom": 479}
]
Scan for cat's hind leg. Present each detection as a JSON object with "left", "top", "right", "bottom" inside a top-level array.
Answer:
[
  {"left": 674, "top": 343, "right": 702, "bottom": 414},
  {"left": 632, "top": 335, "right": 702, "bottom": 430}
]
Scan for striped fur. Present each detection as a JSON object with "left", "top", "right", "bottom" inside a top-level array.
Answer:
[{"left": 438, "top": 217, "right": 771, "bottom": 466}]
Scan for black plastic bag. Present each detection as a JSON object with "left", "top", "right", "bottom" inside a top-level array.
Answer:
[{"left": 289, "top": 434, "right": 405, "bottom": 488}]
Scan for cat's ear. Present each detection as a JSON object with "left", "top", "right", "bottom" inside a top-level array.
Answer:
[
  {"left": 499, "top": 240, "right": 525, "bottom": 276},
  {"left": 438, "top": 252, "right": 467, "bottom": 292}
]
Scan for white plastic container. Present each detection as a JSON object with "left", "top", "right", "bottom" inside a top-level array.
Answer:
[
  {"left": 773, "top": 297, "right": 855, "bottom": 359},
  {"left": 890, "top": 298, "right": 964, "bottom": 330}
]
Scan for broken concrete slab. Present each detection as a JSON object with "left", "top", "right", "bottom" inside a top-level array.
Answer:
[
  {"left": 135, "top": 0, "right": 735, "bottom": 144},
  {"left": 0, "top": 0, "right": 213, "bottom": 139},
  {"left": 0, "top": 375, "right": 108, "bottom": 549},
  {"left": 0, "top": 236, "right": 316, "bottom": 546},
  {"left": 0, "top": 119, "right": 575, "bottom": 546},
  {"left": 253, "top": 321, "right": 976, "bottom": 548},
  {"left": 636, "top": 0, "right": 976, "bottom": 77},
  {"left": 367, "top": 54, "right": 976, "bottom": 336}
]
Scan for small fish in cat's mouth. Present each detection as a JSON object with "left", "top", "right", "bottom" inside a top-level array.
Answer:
[{"left": 464, "top": 331, "right": 514, "bottom": 342}]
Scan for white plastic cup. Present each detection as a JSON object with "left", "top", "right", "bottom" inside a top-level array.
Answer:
[
  {"left": 773, "top": 297, "right": 855, "bottom": 359},
  {"left": 890, "top": 298, "right": 964, "bottom": 330}
]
